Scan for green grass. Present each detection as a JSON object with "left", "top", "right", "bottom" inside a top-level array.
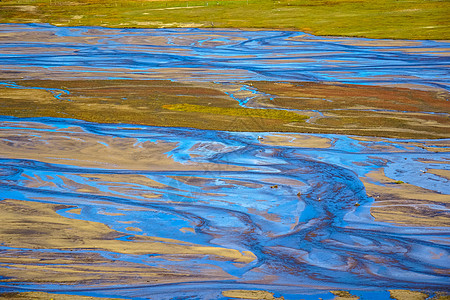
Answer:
[
  {"left": 0, "top": 80, "right": 309, "bottom": 134},
  {"left": 0, "top": 0, "right": 448, "bottom": 39},
  {"left": 163, "top": 103, "right": 308, "bottom": 122}
]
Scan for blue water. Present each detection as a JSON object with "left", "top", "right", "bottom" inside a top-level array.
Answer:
[
  {"left": 0, "top": 23, "right": 449, "bottom": 90},
  {"left": 0, "top": 24, "right": 449, "bottom": 299},
  {"left": 0, "top": 116, "right": 448, "bottom": 298}
]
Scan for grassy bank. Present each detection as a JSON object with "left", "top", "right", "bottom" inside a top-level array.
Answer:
[
  {"left": 0, "top": 80, "right": 310, "bottom": 133},
  {"left": 1, "top": 79, "right": 448, "bottom": 138},
  {"left": 0, "top": 0, "right": 448, "bottom": 39}
]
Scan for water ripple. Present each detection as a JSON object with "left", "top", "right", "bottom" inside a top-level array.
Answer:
[
  {"left": 0, "top": 23, "right": 448, "bottom": 89},
  {"left": 0, "top": 116, "right": 448, "bottom": 297}
]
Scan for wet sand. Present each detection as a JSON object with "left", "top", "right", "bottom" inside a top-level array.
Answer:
[
  {"left": 0, "top": 24, "right": 448, "bottom": 89},
  {"left": 0, "top": 117, "right": 448, "bottom": 299}
]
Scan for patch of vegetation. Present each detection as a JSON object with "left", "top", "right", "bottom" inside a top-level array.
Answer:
[
  {"left": 0, "top": 0, "right": 448, "bottom": 39},
  {"left": 163, "top": 103, "right": 308, "bottom": 122},
  {"left": 0, "top": 80, "right": 307, "bottom": 133},
  {"left": 1, "top": 79, "right": 448, "bottom": 138}
]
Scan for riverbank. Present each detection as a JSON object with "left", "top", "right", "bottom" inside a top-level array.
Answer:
[
  {"left": 1, "top": 79, "right": 448, "bottom": 139},
  {"left": 0, "top": 0, "right": 448, "bottom": 40}
]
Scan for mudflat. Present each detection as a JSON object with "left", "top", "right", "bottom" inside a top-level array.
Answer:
[{"left": 1, "top": 79, "right": 448, "bottom": 138}]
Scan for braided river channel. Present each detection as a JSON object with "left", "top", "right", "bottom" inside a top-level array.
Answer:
[{"left": 0, "top": 24, "right": 449, "bottom": 299}]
